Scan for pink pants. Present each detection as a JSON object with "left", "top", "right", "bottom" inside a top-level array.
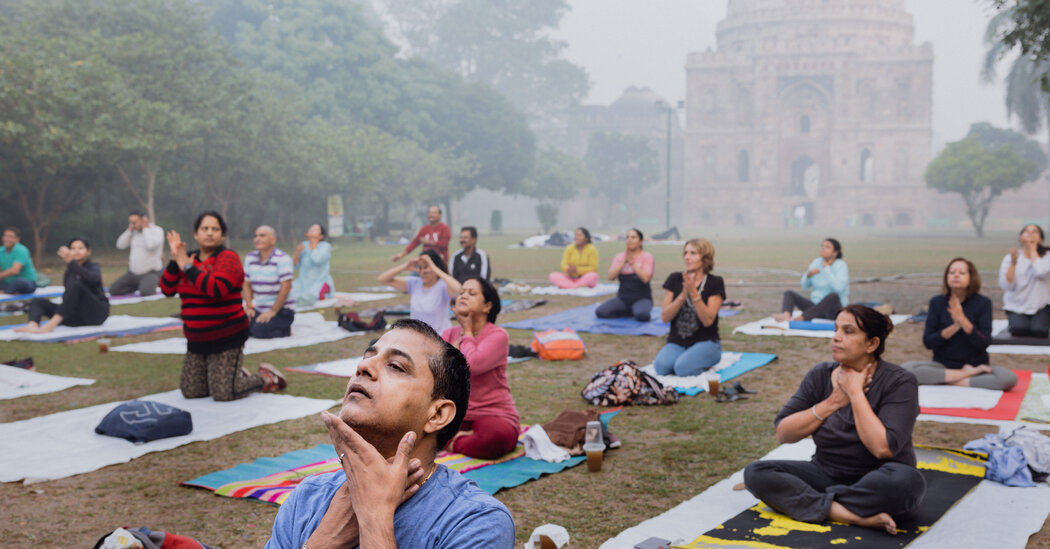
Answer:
[
  {"left": 450, "top": 417, "right": 519, "bottom": 459},
  {"left": 549, "top": 271, "right": 598, "bottom": 289}
]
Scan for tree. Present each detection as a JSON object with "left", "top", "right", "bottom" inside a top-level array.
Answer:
[
  {"left": 380, "top": 0, "right": 589, "bottom": 139},
  {"left": 925, "top": 133, "right": 1034, "bottom": 237},
  {"left": 524, "top": 148, "right": 594, "bottom": 232},
  {"left": 983, "top": 7, "right": 1050, "bottom": 148},
  {"left": 988, "top": 0, "right": 1050, "bottom": 92},
  {"left": 584, "top": 132, "right": 660, "bottom": 226}
]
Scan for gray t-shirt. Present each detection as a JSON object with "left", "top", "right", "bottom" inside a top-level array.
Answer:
[
  {"left": 266, "top": 466, "right": 514, "bottom": 548},
  {"left": 774, "top": 361, "right": 919, "bottom": 478}
]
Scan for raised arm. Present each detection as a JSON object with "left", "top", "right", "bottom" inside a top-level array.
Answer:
[
  {"left": 633, "top": 251, "right": 654, "bottom": 284},
  {"left": 377, "top": 261, "right": 412, "bottom": 292},
  {"left": 607, "top": 252, "right": 627, "bottom": 281},
  {"left": 420, "top": 253, "right": 462, "bottom": 296}
]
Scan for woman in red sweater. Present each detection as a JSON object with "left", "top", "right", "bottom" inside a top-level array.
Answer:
[
  {"left": 161, "top": 211, "right": 285, "bottom": 401},
  {"left": 442, "top": 276, "right": 520, "bottom": 459}
]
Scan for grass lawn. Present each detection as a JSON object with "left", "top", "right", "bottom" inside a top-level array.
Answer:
[{"left": 1, "top": 228, "right": 1048, "bottom": 548}]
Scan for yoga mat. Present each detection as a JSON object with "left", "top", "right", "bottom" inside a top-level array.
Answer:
[
  {"left": 503, "top": 303, "right": 669, "bottom": 336},
  {"left": 0, "top": 364, "right": 95, "bottom": 400},
  {"left": 0, "top": 390, "right": 338, "bottom": 483},
  {"left": 734, "top": 315, "right": 911, "bottom": 338},
  {"left": 529, "top": 283, "right": 619, "bottom": 297},
  {"left": 921, "top": 369, "right": 1031, "bottom": 421},
  {"left": 1017, "top": 368, "right": 1050, "bottom": 424},
  {"left": 679, "top": 446, "right": 986, "bottom": 549},
  {"left": 111, "top": 312, "right": 361, "bottom": 355},
  {"left": 988, "top": 319, "right": 1050, "bottom": 354},
  {"left": 287, "top": 355, "right": 532, "bottom": 377},
  {"left": 640, "top": 353, "right": 778, "bottom": 396},
  {"left": 919, "top": 385, "right": 1003, "bottom": 410},
  {"left": 0, "top": 315, "right": 182, "bottom": 343},
  {"left": 601, "top": 439, "right": 1050, "bottom": 549},
  {"left": 295, "top": 291, "right": 398, "bottom": 312},
  {"left": 0, "top": 285, "right": 64, "bottom": 303}
]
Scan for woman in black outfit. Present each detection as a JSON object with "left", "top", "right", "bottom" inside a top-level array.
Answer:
[{"left": 17, "top": 238, "right": 109, "bottom": 333}]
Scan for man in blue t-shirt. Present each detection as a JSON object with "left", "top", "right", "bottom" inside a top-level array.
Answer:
[
  {"left": 265, "top": 319, "right": 515, "bottom": 549},
  {"left": 0, "top": 227, "right": 38, "bottom": 295}
]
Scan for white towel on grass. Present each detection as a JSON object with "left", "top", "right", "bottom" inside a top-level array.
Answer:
[
  {"left": 639, "top": 353, "right": 742, "bottom": 389},
  {"left": 296, "top": 292, "right": 397, "bottom": 312},
  {"left": 529, "top": 283, "right": 619, "bottom": 297},
  {"left": 0, "top": 389, "right": 337, "bottom": 483},
  {"left": 733, "top": 314, "right": 909, "bottom": 338},
  {"left": 112, "top": 312, "right": 361, "bottom": 355},
  {"left": 0, "top": 315, "right": 181, "bottom": 342},
  {"left": 0, "top": 365, "right": 95, "bottom": 400},
  {"left": 919, "top": 385, "right": 1002, "bottom": 410}
]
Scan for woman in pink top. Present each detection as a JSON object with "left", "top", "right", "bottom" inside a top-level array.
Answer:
[
  {"left": 442, "top": 276, "right": 520, "bottom": 459},
  {"left": 596, "top": 228, "right": 655, "bottom": 321}
]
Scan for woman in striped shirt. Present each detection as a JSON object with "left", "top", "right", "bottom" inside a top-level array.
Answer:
[{"left": 161, "top": 211, "right": 286, "bottom": 401}]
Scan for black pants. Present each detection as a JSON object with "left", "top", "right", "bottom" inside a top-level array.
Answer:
[
  {"left": 743, "top": 459, "right": 926, "bottom": 523},
  {"left": 1006, "top": 306, "right": 1050, "bottom": 338},
  {"left": 781, "top": 290, "right": 842, "bottom": 320},
  {"left": 27, "top": 280, "right": 109, "bottom": 326},
  {"left": 595, "top": 296, "right": 653, "bottom": 321},
  {"left": 249, "top": 308, "right": 295, "bottom": 339}
]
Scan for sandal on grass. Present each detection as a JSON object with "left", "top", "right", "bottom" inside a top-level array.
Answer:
[
  {"left": 732, "top": 381, "right": 757, "bottom": 394},
  {"left": 716, "top": 386, "right": 749, "bottom": 403}
]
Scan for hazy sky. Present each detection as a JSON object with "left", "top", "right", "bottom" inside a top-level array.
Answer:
[{"left": 556, "top": 0, "right": 1020, "bottom": 144}]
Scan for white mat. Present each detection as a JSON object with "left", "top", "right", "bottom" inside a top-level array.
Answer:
[
  {"left": 916, "top": 414, "right": 1050, "bottom": 431},
  {"left": 918, "top": 385, "right": 1003, "bottom": 410},
  {"left": 112, "top": 312, "right": 362, "bottom": 355},
  {"left": 0, "top": 315, "right": 181, "bottom": 342},
  {"left": 639, "top": 353, "right": 742, "bottom": 389},
  {"left": 989, "top": 318, "right": 1050, "bottom": 355},
  {"left": 0, "top": 389, "right": 338, "bottom": 483},
  {"left": 312, "top": 357, "right": 363, "bottom": 377},
  {"left": 0, "top": 365, "right": 95, "bottom": 400},
  {"left": 529, "top": 283, "right": 619, "bottom": 297},
  {"left": 599, "top": 438, "right": 1050, "bottom": 549},
  {"left": 733, "top": 314, "right": 909, "bottom": 338},
  {"left": 296, "top": 291, "right": 397, "bottom": 312}
]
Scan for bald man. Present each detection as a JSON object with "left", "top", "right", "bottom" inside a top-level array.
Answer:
[{"left": 244, "top": 225, "right": 295, "bottom": 339}]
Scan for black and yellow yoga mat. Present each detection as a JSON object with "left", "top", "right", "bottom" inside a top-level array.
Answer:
[{"left": 678, "top": 447, "right": 986, "bottom": 549}]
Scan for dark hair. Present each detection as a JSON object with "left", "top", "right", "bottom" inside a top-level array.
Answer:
[
  {"left": 389, "top": 318, "right": 470, "bottom": 449},
  {"left": 463, "top": 276, "right": 501, "bottom": 323},
  {"left": 942, "top": 257, "right": 981, "bottom": 298},
  {"left": 421, "top": 249, "right": 447, "bottom": 275},
  {"left": 628, "top": 228, "right": 644, "bottom": 249},
  {"left": 837, "top": 304, "right": 894, "bottom": 361},
  {"left": 4, "top": 227, "right": 21, "bottom": 238},
  {"left": 194, "top": 211, "right": 227, "bottom": 235},
  {"left": 825, "top": 238, "right": 842, "bottom": 260},
  {"left": 314, "top": 223, "right": 327, "bottom": 240},
  {"left": 129, "top": 209, "right": 146, "bottom": 218},
  {"left": 461, "top": 226, "right": 478, "bottom": 239},
  {"left": 576, "top": 227, "right": 592, "bottom": 244},
  {"left": 67, "top": 237, "right": 91, "bottom": 249},
  {"left": 1020, "top": 224, "right": 1049, "bottom": 257}
]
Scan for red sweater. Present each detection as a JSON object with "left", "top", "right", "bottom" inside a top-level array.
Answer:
[
  {"left": 160, "top": 246, "right": 249, "bottom": 354},
  {"left": 442, "top": 323, "right": 519, "bottom": 427},
  {"left": 403, "top": 222, "right": 451, "bottom": 263}
]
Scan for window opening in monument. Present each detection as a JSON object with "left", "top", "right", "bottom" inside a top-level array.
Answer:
[
  {"left": 895, "top": 211, "right": 912, "bottom": 226},
  {"left": 738, "top": 150, "right": 750, "bottom": 182},
  {"left": 860, "top": 148, "right": 874, "bottom": 182},
  {"left": 800, "top": 115, "right": 811, "bottom": 133},
  {"left": 790, "top": 155, "right": 816, "bottom": 196}
]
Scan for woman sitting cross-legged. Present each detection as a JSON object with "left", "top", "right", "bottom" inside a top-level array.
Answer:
[
  {"left": 379, "top": 250, "right": 462, "bottom": 334},
  {"left": 653, "top": 238, "right": 724, "bottom": 376},
  {"left": 291, "top": 223, "right": 334, "bottom": 309},
  {"left": 902, "top": 257, "right": 1018, "bottom": 391},
  {"left": 774, "top": 238, "right": 849, "bottom": 321},
  {"left": 442, "top": 276, "right": 520, "bottom": 459},
  {"left": 549, "top": 227, "right": 599, "bottom": 289},
  {"left": 744, "top": 304, "right": 925, "bottom": 536},
  {"left": 17, "top": 238, "right": 110, "bottom": 333},
  {"left": 595, "top": 228, "right": 654, "bottom": 322}
]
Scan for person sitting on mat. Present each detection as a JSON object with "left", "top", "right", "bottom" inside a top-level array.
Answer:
[
  {"left": 244, "top": 225, "right": 295, "bottom": 339},
  {"left": 998, "top": 224, "right": 1050, "bottom": 338},
  {"left": 774, "top": 238, "right": 849, "bottom": 321},
  {"left": 161, "top": 211, "right": 286, "bottom": 401},
  {"left": 16, "top": 238, "right": 109, "bottom": 333},
  {"left": 654, "top": 238, "right": 725, "bottom": 376},
  {"left": 744, "top": 304, "right": 924, "bottom": 536},
  {"left": 379, "top": 250, "right": 462, "bottom": 334},
  {"left": 902, "top": 257, "right": 1017, "bottom": 391},
  {"left": 596, "top": 228, "right": 654, "bottom": 322},
  {"left": 442, "top": 277, "right": 520, "bottom": 460},
  {"left": 265, "top": 319, "right": 514, "bottom": 548},
  {"left": 0, "top": 227, "right": 38, "bottom": 296},
  {"left": 548, "top": 227, "right": 599, "bottom": 289},
  {"left": 292, "top": 223, "right": 335, "bottom": 309}
]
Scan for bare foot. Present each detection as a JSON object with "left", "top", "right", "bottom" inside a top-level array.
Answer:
[
  {"left": 13, "top": 322, "right": 39, "bottom": 333},
  {"left": 855, "top": 512, "right": 897, "bottom": 535},
  {"left": 962, "top": 364, "right": 993, "bottom": 376},
  {"left": 772, "top": 312, "right": 792, "bottom": 322}
]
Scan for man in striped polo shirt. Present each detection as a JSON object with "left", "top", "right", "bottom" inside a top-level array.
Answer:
[{"left": 244, "top": 225, "right": 296, "bottom": 339}]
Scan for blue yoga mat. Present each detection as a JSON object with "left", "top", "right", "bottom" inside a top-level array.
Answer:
[
  {"left": 788, "top": 320, "right": 835, "bottom": 331},
  {"left": 0, "top": 288, "right": 63, "bottom": 304},
  {"left": 503, "top": 303, "right": 670, "bottom": 336},
  {"left": 672, "top": 352, "right": 778, "bottom": 396}
]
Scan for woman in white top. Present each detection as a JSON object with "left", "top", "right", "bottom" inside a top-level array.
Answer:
[
  {"left": 998, "top": 224, "right": 1050, "bottom": 337},
  {"left": 378, "top": 249, "right": 462, "bottom": 334}
]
